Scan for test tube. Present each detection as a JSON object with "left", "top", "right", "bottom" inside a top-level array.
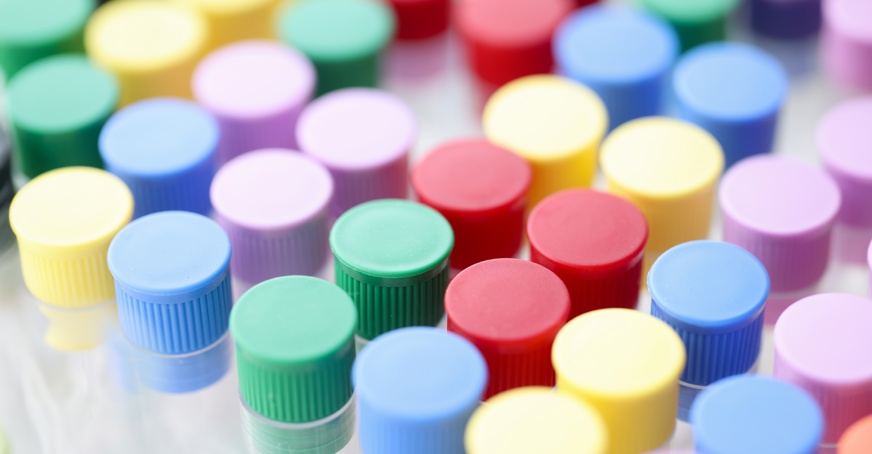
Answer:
[
  {"left": 638, "top": 0, "right": 740, "bottom": 52},
  {"left": 749, "top": 0, "right": 821, "bottom": 39},
  {"left": 178, "top": 0, "right": 281, "bottom": 50},
  {"left": 822, "top": 0, "right": 872, "bottom": 91},
  {"left": 839, "top": 414, "right": 872, "bottom": 454},
  {"left": 649, "top": 241, "right": 769, "bottom": 421}
]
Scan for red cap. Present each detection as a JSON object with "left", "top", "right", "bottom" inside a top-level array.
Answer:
[
  {"left": 446, "top": 258, "right": 570, "bottom": 399},
  {"left": 387, "top": 0, "right": 450, "bottom": 41},
  {"left": 411, "top": 139, "right": 531, "bottom": 270},
  {"left": 575, "top": 0, "right": 600, "bottom": 8},
  {"left": 528, "top": 189, "right": 648, "bottom": 318},
  {"left": 455, "top": 0, "right": 572, "bottom": 87}
]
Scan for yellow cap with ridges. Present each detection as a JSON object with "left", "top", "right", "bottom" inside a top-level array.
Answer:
[
  {"left": 10, "top": 167, "right": 133, "bottom": 308},
  {"left": 600, "top": 117, "right": 723, "bottom": 254},
  {"left": 483, "top": 75, "right": 607, "bottom": 208},
  {"left": 466, "top": 387, "right": 608, "bottom": 454},
  {"left": 85, "top": 0, "right": 207, "bottom": 106},
  {"left": 552, "top": 308, "right": 685, "bottom": 454},
  {"left": 177, "top": 0, "right": 280, "bottom": 50}
]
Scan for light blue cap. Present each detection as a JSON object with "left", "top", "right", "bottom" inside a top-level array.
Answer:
[
  {"left": 554, "top": 5, "right": 678, "bottom": 129},
  {"left": 673, "top": 43, "right": 788, "bottom": 168},
  {"left": 99, "top": 98, "right": 219, "bottom": 218},
  {"left": 691, "top": 375, "right": 823, "bottom": 454},
  {"left": 108, "top": 211, "right": 233, "bottom": 356},
  {"left": 353, "top": 327, "right": 487, "bottom": 454}
]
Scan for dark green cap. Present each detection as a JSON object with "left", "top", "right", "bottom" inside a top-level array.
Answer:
[
  {"left": 330, "top": 199, "right": 454, "bottom": 341},
  {"left": 638, "top": 0, "right": 739, "bottom": 52}
]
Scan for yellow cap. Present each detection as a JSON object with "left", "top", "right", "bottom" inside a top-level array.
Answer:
[
  {"left": 85, "top": 0, "right": 207, "bottom": 106},
  {"left": 177, "top": 0, "right": 280, "bottom": 50},
  {"left": 552, "top": 309, "right": 685, "bottom": 454},
  {"left": 10, "top": 167, "right": 133, "bottom": 307},
  {"left": 466, "top": 387, "right": 608, "bottom": 454},
  {"left": 600, "top": 117, "right": 723, "bottom": 254},
  {"left": 483, "top": 75, "right": 608, "bottom": 208}
]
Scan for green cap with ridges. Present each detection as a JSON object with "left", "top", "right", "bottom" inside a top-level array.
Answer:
[
  {"left": 8, "top": 54, "right": 117, "bottom": 179},
  {"left": 638, "top": 0, "right": 739, "bottom": 52},
  {"left": 230, "top": 276, "right": 357, "bottom": 423},
  {"left": 277, "top": 0, "right": 395, "bottom": 95},
  {"left": 330, "top": 199, "right": 453, "bottom": 341}
]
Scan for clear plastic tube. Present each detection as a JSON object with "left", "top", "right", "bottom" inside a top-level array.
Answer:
[{"left": 241, "top": 394, "right": 356, "bottom": 454}]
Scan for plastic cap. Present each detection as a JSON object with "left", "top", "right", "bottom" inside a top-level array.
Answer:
[
  {"left": 601, "top": 117, "right": 723, "bottom": 254},
  {"left": 230, "top": 276, "right": 356, "bottom": 423},
  {"left": 354, "top": 327, "right": 487, "bottom": 454},
  {"left": 297, "top": 88, "right": 415, "bottom": 217},
  {"left": 411, "top": 139, "right": 531, "bottom": 269},
  {"left": 100, "top": 98, "right": 218, "bottom": 218},
  {"left": 720, "top": 155, "right": 841, "bottom": 293},
  {"left": 639, "top": 0, "right": 740, "bottom": 51},
  {"left": 330, "top": 199, "right": 453, "bottom": 340},
  {"left": 691, "top": 375, "right": 823, "bottom": 454},
  {"left": 10, "top": 168, "right": 133, "bottom": 307},
  {"left": 554, "top": 5, "right": 678, "bottom": 129},
  {"left": 446, "top": 259, "right": 570, "bottom": 399},
  {"left": 528, "top": 189, "right": 647, "bottom": 318},
  {"left": 0, "top": 128, "right": 12, "bottom": 254},
  {"left": 211, "top": 149, "right": 333, "bottom": 285},
  {"left": 7, "top": 55, "right": 118, "bottom": 179},
  {"left": 840, "top": 414, "right": 872, "bottom": 454},
  {"left": 387, "top": 0, "right": 449, "bottom": 41},
  {"left": 649, "top": 241, "right": 768, "bottom": 385},
  {"left": 85, "top": 0, "right": 207, "bottom": 105},
  {"left": 278, "top": 0, "right": 395, "bottom": 95},
  {"left": 673, "top": 43, "right": 788, "bottom": 168},
  {"left": 179, "top": 0, "right": 280, "bottom": 49},
  {"left": 823, "top": 0, "right": 872, "bottom": 90},
  {"left": 774, "top": 293, "right": 872, "bottom": 443},
  {"left": 552, "top": 308, "right": 685, "bottom": 454},
  {"left": 192, "top": 40, "right": 315, "bottom": 164},
  {"left": 749, "top": 0, "right": 821, "bottom": 39},
  {"left": 483, "top": 75, "right": 608, "bottom": 208},
  {"left": 465, "top": 387, "right": 608, "bottom": 454}
]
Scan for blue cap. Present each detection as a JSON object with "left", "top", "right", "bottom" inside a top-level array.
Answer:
[
  {"left": 553, "top": 5, "right": 678, "bottom": 129},
  {"left": 353, "top": 327, "right": 487, "bottom": 454},
  {"left": 673, "top": 43, "right": 788, "bottom": 168},
  {"left": 691, "top": 375, "right": 823, "bottom": 454},
  {"left": 108, "top": 211, "right": 233, "bottom": 355},
  {"left": 649, "top": 241, "right": 768, "bottom": 386},
  {"left": 99, "top": 98, "right": 219, "bottom": 219}
]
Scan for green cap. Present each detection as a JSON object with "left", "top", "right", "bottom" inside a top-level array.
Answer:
[
  {"left": 330, "top": 199, "right": 453, "bottom": 341},
  {"left": 278, "top": 0, "right": 395, "bottom": 96},
  {"left": 0, "top": 0, "right": 92, "bottom": 79},
  {"left": 8, "top": 54, "right": 117, "bottom": 179},
  {"left": 638, "top": 0, "right": 739, "bottom": 52},
  {"left": 230, "top": 276, "right": 357, "bottom": 424}
]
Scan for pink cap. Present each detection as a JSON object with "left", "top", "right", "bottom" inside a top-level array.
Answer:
[
  {"left": 773, "top": 293, "right": 872, "bottom": 444},
  {"left": 296, "top": 88, "right": 416, "bottom": 218},
  {"left": 210, "top": 149, "right": 333, "bottom": 285},
  {"left": 823, "top": 0, "right": 872, "bottom": 90},
  {"left": 192, "top": 41, "right": 315, "bottom": 164},
  {"left": 720, "top": 155, "right": 841, "bottom": 293}
]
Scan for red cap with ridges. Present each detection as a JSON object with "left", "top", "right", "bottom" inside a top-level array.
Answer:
[{"left": 388, "top": 0, "right": 450, "bottom": 41}]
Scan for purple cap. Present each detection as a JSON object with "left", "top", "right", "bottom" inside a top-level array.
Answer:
[
  {"left": 192, "top": 41, "right": 315, "bottom": 165},
  {"left": 296, "top": 88, "right": 416, "bottom": 218},
  {"left": 720, "top": 155, "right": 840, "bottom": 294},
  {"left": 773, "top": 293, "right": 872, "bottom": 444},
  {"left": 823, "top": 0, "right": 872, "bottom": 90},
  {"left": 749, "top": 0, "right": 821, "bottom": 40},
  {"left": 210, "top": 149, "right": 333, "bottom": 285}
]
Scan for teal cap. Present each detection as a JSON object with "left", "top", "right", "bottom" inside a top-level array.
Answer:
[{"left": 638, "top": 0, "right": 739, "bottom": 51}]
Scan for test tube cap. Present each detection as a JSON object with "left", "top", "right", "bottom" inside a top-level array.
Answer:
[
  {"left": 0, "top": 126, "right": 14, "bottom": 254},
  {"left": 638, "top": 0, "right": 739, "bottom": 51},
  {"left": 179, "top": 0, "right": 280, "bottom": 49},
  {"left": 749, "top": 0, "right": 821, "bottom": 39},
  {"left": 823, "top": 0, "right": 872, "bottom": 91},
  {"left": 387, "top": 0, "right": 449, "bottom": 41},
  {"left": 840, "top": 414, "right": 872, "bottom": 454}
]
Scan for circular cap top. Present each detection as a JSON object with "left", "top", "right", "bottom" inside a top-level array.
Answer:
[
  {"left": 10, "top": 167, "right": 133, "bottom": 250},
  {"left": 601, "top": 117, "right": 724, "bottom": 197},
  {"left": 86, "top": 0, "right": 206, "bottom": 71},
  {"left": 483, "top": 75, "right": 608, "bottom": 159},
  {"left": 279, "top": 0, "right": 395, "bottom": 62},
  {"left": 817, "top": 97, "right": 872, "bottom": 183},
  {"left": 100, "top": 98, "right": 218, "bottom": 176},
  {"left": 528, "top": 190, "right": 647, "bottom": 272},
  {"left": 0, "top": 0, "right": 91, "bottom": 45},
  {"left": 330, "top": 199, "right": 453, "bottom": 278},
  {"left": 673, "top": 43, "right": 787, "bottom": 121},
  {"left": 824, "top": 0, "right": 872, "bottom": 42},
  {"left": 8, "top": 55, "right": 118, "bottom": 134},
  {"left": 649, "top": 241, "right": 769, "bottom": 332},
  {"left": 297, "top": 88, "right": 416, "bottom": 170},
  {"left": 465, "top": 387, "right": 608, "bottom": 454},
  {"left": 554, "top": 5, "right": 678, "bottom": 83},
  {"left": 193, "top": 41, "right": 315, "bottom": 118},
  {"left": 411, "top": 139, "right": 531, "bottom": 214},
  {"left": 211, "top": 149, "right": 333, "bottom": 231},
  {"left": 446, "top": 259, "right": 570, "bottom": 346},
  {"left": 720, "top": 155, "right": 841, "bottom": 236},
  {"left": 639, "top": 0, "right": 739, "bottom": 23},
  {"left": 108, "top": 211, "right": 230, "bottom": 297},
  {"left": 690, "top": 375, "right": 823, "bottom": 454},
  {"left": 552, "top": 308, "right": 685, "bottom": 396},
  {"left": 353, "top": 327, "right": 487, "bottom": 419},
  {"left": 840, "top": 414, "right": 872, "bottom": 453},
  {"left": 775, "top": 293, "right": 872, "bottom": 385},
  {"left": 455, "top": 0, "right": 570, "bottom": 47}
]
